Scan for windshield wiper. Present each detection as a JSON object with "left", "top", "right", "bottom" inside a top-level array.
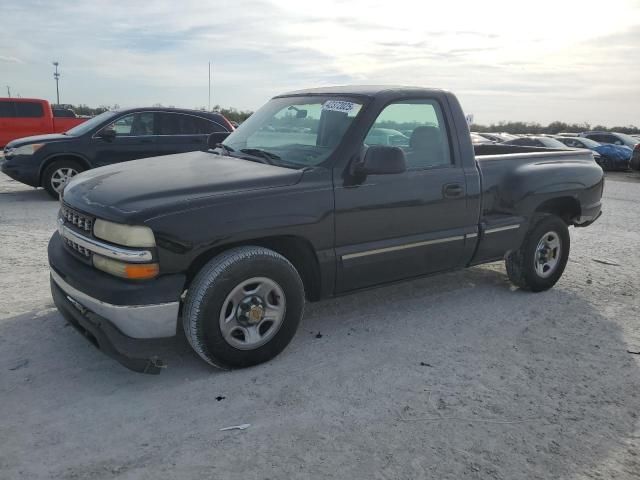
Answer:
[
  {"left": 239, "top": 148, "right": 281, "bottom": 165},
  {"left": 214, "top": 143, "right": 234, "bottom": 155}
]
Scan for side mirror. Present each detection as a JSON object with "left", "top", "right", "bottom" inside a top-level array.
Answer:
[
  {"left": 287, "top": 106, "right": 308, "bottom": 118},
  {"left": 208, "top": 131, "right": 231, "bottom": 149},
  {"left": 97, "top": 128, "right": 116, "bottom": 142},
  {"left": 356, "top": 145, "right": 407, "bottom": 175}
]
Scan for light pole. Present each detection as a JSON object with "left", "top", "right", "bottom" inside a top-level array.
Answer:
[
  {"left": 52, "top": 61, "right": 60, "bottom": 105},
  {"left": 208, "top": 62, "right": 212, "bottom": 111},
  {"left": 6, "top": 86, "right": 10, "bottom": 97}
]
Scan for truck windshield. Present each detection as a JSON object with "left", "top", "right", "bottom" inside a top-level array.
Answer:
[
  {"left": 222, "top": 96, "right": 364, "bottom": 168},
  {"left": 65, "top": 110, "right": 119, "bottom": 136}
]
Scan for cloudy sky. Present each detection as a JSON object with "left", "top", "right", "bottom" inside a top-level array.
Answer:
[{"left": 2, "top": 0, "right": 639, "bottom": 126}]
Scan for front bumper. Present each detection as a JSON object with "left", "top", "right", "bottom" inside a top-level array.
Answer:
[
  {"left": 51, "top": 268, "right": 179, "bottom": 338},
  {"left": 0, "top": 155, "right": 40, "bottom": 187},
  {"left": 51, "top": 276, "right": 170, "bottom": 374},
  {"left": 48, "top": 232, "right": 185, "bottom": 373}
]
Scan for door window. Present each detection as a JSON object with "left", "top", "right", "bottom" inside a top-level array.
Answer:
[
  {"left": 107, "top": 112, "right": 155, "bottom": 136},
  {"left": 192, "top": 116, "right": 226, "bottom": 133},
  {"left": 0, "top": 101, "right": 15, "bottom": 117},
  {"left": 588, "top": 134, "right": 613, "bottom": 144},
  {"left": 156, "top": 113, "right": 224, "bottom": 135},
  {"left": 14, "top": 102, "right": 44, "bottom": 118},
  {"left": 364, "top": 100, "right": 451, "bottom": 168}
]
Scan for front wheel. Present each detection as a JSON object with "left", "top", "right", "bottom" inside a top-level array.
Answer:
[
  {"left": 183, "top": 246, "right": 305, "bottom": 369},
  {"left": 42, "top": 159, "right": 85, "bottom": 199},
  {"left": 505, "top": 214, "right": 570, "bottom": 292}
]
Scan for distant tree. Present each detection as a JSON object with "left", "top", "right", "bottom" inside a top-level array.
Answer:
[
  {"left": 211, "top": 105, "right": 253, "bottom": 123},
  {"left": 471, "top": 121, "right": 638, "bottom": 135}
]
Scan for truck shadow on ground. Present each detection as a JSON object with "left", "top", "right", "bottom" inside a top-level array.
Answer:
[
  {"left": 0, "top": 185, "right": 52, "bottom": 202},
  {"left": 2, "top": 264, "right": 639, "bottom": 479}
]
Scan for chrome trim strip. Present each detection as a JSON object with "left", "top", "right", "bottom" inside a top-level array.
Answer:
[
  {"left": 485, "top": 224, "right": 521, "bottom": 234},
  {"left": 342, "top": 235, "right": 464, "bottom": 260},
  {"left": 465, "top": 233, "right": 478, "bottom": 239},
  {"left": 58, "top": 220, "right": 153, "bottom": 263},
  {"left": 51, "top": 269, "right": 178, "bottom": 339}
]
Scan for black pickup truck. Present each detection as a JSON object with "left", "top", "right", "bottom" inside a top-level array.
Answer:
[{"left": 48, "top": 86, "right": 604, "bottom": 373}]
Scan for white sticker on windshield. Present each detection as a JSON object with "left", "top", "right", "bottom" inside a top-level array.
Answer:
[{"left": 322, "top": 100, "right": 356, "bottom": 113}]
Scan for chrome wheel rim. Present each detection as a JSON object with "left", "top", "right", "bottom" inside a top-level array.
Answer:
[
  {"left": 50, "top": 167, "right": 78, "bottom": 193},
  {"left": 534, "top": 231, "right": 561, "bottom": 278},
  {"left": 219, "top": 277, "right": 286, "bottom": 350}
]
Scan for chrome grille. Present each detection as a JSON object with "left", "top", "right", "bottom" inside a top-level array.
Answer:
[
  {"left": 62, "top": 235, "right": 91, "bottom": 258},
  {"left": 60, "top": 204, "right": 93, "bottom": 232}
]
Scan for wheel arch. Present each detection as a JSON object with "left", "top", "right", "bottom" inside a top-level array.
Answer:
[
  {"left": 533, "top": 196, "right": 581, "bottom": 225},
  {"left": 185, "top": 235, "right": 323, "bottom": 302},
  {"left": 39, "top": 154, "right": 92, "bottom": 186}
]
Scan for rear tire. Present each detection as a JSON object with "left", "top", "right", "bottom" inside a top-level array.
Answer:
[
  {"left": 505, "top": 214, "right": 570, "bottom": 292},
  {"left": 183, "top": 246, "right": 305, "bottom": 369},
  {"left": 42, "top": 159, "right": 85, "bottom": 199}
]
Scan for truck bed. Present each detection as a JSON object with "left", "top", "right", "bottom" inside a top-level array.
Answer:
[
  {"left": 469, "top": 143, "right": 602, "bottom": 265},
  {"left": 474, "top": 143, "right": 592, "bottom": 158}
]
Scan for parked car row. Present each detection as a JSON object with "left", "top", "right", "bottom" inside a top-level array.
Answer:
[
  {"left": 472, "top": 130, "right": 639, "bottom": 172},
  {"left": 1, "top": 106, "right": 234, "bottom": 197}
]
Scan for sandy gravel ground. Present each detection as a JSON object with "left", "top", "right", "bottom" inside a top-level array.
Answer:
[{"left": 1, "top": 171, "right": 639, "bottom": 480}]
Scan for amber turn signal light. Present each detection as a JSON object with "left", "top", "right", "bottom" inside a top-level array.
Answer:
[{"left": 93, "top": 255, "right": 159, "bottom": 280}]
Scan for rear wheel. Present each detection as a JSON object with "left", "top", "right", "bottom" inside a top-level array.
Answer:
[
  {"left": 42, "top": 159, "right": 85, "bottom": 199},
  {"left": 505, "top": 214, "right": 570, "bottom": 292},
  {"left": 183, "top": 246, "right": 305, "bottom": 369}
]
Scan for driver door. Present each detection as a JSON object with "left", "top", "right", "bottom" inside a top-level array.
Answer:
[{"left": 334, "top": 99, "right": 476, "bottom": 292}]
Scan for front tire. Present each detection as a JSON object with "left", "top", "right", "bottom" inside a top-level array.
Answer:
[
  {"left": 42, "top": 159, "right": 85, "bottom": 199},
  {"left": 183, "top": 246, "right": 305, "bottom": 369},
  {"left": 505, "top": 214, "right": 570, "bottom": 292}
]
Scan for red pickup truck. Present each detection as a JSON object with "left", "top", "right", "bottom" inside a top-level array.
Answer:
[{"left": 0, "top": 98, "right": 88, "bottom": 147}]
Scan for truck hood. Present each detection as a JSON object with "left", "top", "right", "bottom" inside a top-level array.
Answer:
[
  {"left": 62, "top": 151, "right": 304, "bottom": 222},
  {"left": 6, "top": 133, "right": 70, "bottom": 148}
]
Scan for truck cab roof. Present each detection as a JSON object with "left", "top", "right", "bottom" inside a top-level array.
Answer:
[{"left": 277, "top": 85, "right": 448, "bottom": 98}]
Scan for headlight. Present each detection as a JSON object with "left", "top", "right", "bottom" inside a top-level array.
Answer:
[
  {"left": 93, "top": 219, "right": 156, "bottom": 247},
  {"left": 93, "top": 255, "right": 159, "bottom": 279},
  {"left": 11, "top": 144, "right": 45, "bottom": 156}
]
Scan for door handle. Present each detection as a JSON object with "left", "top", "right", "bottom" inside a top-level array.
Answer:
[{"left": 443, "top": 183, "right": 464, "bottom": 198}]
